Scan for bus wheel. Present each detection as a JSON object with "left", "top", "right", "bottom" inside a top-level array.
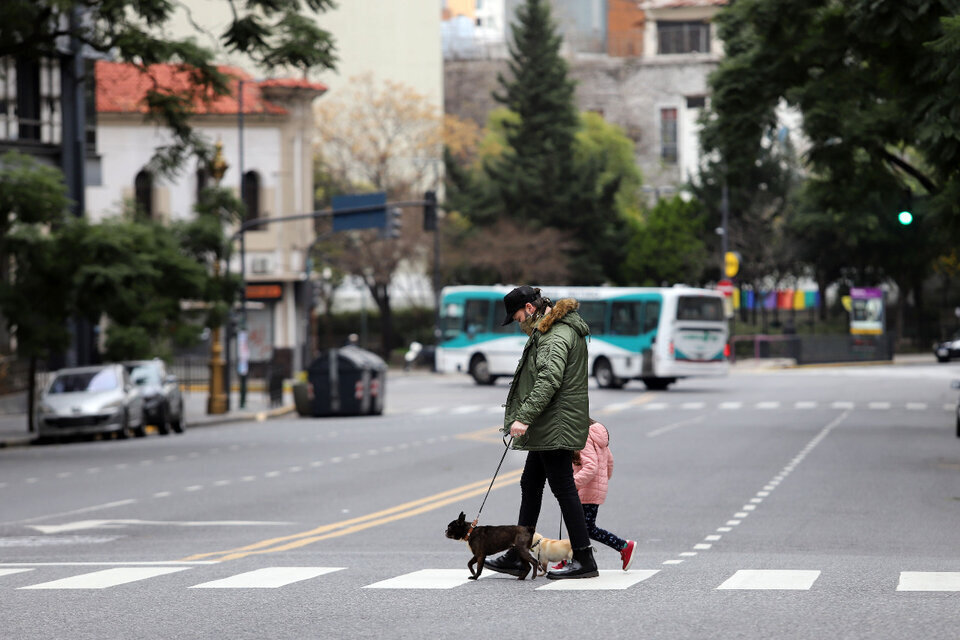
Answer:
[
  {"left": 642, "top": 377, "right": 672, "bottom": 391},
  {"left": 594, "top": 358, "right": 624, "bottom": 389},
  {"left": 470, "top": 356, "right": 496, "bottom": 385}
]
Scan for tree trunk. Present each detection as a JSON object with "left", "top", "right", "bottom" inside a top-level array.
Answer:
[{"left": 368, "top": 282, "right": 393, "bottom": 359}]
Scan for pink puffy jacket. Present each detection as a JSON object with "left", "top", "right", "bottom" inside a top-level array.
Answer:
[{"left": 573, "top": 422, "right": 613, "bottom": 505}]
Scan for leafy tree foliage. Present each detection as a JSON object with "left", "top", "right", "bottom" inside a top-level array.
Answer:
[
  {"left": 443, "top": 0, "right": 635, "bottom": 285},
  {"left": 622, "top": 197, "right": 708, "bottom": 287},
  {"left": 0, "top": 0, "right": 337, "bottom": 174}
]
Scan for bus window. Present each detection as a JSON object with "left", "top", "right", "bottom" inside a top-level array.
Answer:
[
  {"left": 611, "top": 301, "right": 642, "bottom": 335},
  {"left": 578, "top": 301, "right": 607, "bottom": 335},
  {"left": 464, "top": 299, "right": 491, "bottom": 336},
  {"left": 677, "top": 295, "right": 723, "bottom": 321},
  {"left": 494, "top": 300, "right": 519, "bottom": 333},
  {"left": 440, "top": 302, "right": 464, "bottom": 340},
  {"left": 642, "top": 300, "right": 661, "bottom": 333}
]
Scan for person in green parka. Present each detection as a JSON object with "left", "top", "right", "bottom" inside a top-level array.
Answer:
[{"left": 483, "top": 285, "right": 599, "bottom": 580}]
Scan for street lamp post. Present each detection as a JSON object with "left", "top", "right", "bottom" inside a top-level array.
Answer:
[{"left": 207, "top": 141, "right": 229, "bottom": 415}]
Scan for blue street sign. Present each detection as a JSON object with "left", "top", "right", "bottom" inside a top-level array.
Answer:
[{"left": 332, "top": 192, "right": 387, "bottom": 231}]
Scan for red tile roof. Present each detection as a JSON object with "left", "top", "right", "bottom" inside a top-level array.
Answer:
[{"left": 95, "top": 61, "right": 327, "bottom": 116}]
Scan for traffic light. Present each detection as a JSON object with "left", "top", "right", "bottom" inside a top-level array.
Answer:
[
  {"left": 423, "top": 190, "right": 437, "bottom": 231},
  {"left": 897, "top": 189, "right": 913, "bottom": 225},
  {"left": 385, "top": 207, "right": 402, "bottom": 238}
]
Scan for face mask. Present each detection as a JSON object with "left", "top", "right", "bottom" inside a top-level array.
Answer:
[{"left": 520, "top": 312, "right": 541, "bottom": 336}]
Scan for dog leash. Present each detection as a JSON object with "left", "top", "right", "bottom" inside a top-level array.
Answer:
[{"left": 469, "top": 434, "right": 514, "bottom": 533}]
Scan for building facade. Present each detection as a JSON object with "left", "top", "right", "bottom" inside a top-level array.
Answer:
[
  {"left": 443, "top": 0, "right": 727, "bottom": 199},
  {"left": 88, "top": 61, "right": 325, "bottom": 374}
]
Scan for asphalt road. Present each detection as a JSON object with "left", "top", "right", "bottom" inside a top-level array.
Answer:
[{"left": 2, "top": 362, "right": 960, "bottom": 639}]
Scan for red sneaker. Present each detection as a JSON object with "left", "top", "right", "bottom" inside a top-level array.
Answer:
[
  {"left": 620, "top": 540, "right": 636, "bottom": 571},
  {"left": 551, "top": 560, "right": 567, "bottom": 570}
]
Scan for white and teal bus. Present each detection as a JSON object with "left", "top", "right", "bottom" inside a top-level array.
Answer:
[{"left": 435, "top": 285, "right": 729, "bottom": 390}]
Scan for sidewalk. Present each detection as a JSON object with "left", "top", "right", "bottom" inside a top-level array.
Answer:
[{"left": 0, "top": 388, "right": 295, "bottom": 449}]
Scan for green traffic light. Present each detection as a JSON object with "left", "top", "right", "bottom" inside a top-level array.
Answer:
[{"left": 898, "top": 210, "right": 913, "bottom": 225}]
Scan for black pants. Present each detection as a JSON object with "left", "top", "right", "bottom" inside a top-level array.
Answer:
[{"left": 518, "top": 449, "right": 590, "bottom": 549}]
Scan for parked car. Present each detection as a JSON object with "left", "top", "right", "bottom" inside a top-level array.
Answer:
[
  {"left": 123, "top": 359, "right": 185, "bottom": 435},
  {"left": 37, "top": 364, "right": 145, "bottom": 440},
  {"left": 934, "top": 333, "right": 960, "bottom": 362}
]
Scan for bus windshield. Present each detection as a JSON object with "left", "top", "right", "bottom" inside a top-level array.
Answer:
[{"left": 677, "top": 296, "right": 724, "bottom": 321}]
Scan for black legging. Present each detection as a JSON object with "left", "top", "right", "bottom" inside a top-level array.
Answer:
[{"left": 518, "top": 449, "right": 590, "bottom": 549}]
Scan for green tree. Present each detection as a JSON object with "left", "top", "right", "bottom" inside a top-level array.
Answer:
[
  {"left": 487, "top": 0, "right": 580, "bottom": 228},
  {"left": 702, "top": 0, "right": 960, "bottom": 338},
  {"left": 1, "top": 0, "right": 337, "bottom": 173},
  {"left": 622, "top": 196, "right": 708, "bottom": 287},
  {"left": 0, "top": 152, "right": 74, "bottom": 430}
]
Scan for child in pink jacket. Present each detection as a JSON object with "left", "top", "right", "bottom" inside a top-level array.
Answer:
[{"left": 567, "top": 419, "right": 636, "bottom": 571}]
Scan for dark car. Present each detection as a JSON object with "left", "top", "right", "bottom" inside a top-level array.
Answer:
[
  {"left": 934, "top": 333, "right": 960, "bottom": 362},
  {"left": 123, "top": 360, "right": 185, "bottom": 435}
]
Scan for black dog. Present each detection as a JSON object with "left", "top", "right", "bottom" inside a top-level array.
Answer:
[{"left": 445, "top": 511, "right": 539, "bottom": 580}]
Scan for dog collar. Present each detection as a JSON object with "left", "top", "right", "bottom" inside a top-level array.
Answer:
[{"left": 464, "top": 519, "right": 478, "bottom": 541}]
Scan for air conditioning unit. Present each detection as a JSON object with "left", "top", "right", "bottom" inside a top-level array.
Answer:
[{"left": 251, "top": 257, "right": 271, "bottom": 274}]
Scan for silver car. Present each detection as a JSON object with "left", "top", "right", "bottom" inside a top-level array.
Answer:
[{"left": 37, "top": 364, "right": 145, "bottom": 440}]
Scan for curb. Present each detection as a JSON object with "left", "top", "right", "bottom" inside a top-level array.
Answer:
[{"left": 0, "top": 404, "right": 296, "bottom": 449}]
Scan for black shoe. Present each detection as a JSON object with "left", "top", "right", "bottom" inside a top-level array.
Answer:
[
  {"left": 483, "top": 548, "right": 525, "bottom": 577},
  {"left": 546, "top": 546, "right": 599, "bottom": 579}
]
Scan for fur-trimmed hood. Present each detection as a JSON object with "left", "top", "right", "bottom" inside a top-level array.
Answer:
[{"left": 537, "top": 298, "right": 589, "bottom": 337}]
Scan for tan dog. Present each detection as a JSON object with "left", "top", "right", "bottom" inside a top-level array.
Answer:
[{"left": 531, "top": 532, "right": 573, "bottom": 572}]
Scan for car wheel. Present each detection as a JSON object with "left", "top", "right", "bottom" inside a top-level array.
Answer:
[
  {"left": 117, "top": 410, "right": 133, "bottom": 439},
  {"left": 156, "top": 404, "right": 170, "bottom": 435},
  {"left": 938, "top": 355, "right": 950, "bottom": 363},
  {"left": 594, "top": 358, "right": 624, "bottom": 389},
  {"left": 470, "top": 356, "right": 496, "bottom": 386},
  {"left": 642, "top": 377, "right": 672, "bottom": 391},
  {"left": 171, "top": 402, "right": 186, "bottom": 434}
]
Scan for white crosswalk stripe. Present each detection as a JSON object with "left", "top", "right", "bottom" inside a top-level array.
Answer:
[
  {"left": 0, "top": 568, "right": 34, "bottom": 578},
  {"left": 19, "top": 567, "right": 190, "bottom": 590},
  {"left": 363, "top": 569, "right": 477, "bottom": 589},
  {"left": 897, "top": 572, "right": 960, "bottom": 591},
  {"left": 716, "top": 570, "right": 821, "bottom": 590},
  {"left": 535, "top": 569, "right": 659, "bottom": 590},
  {"left": 189, "top": 567, "right": 344, "bottom": 589}
]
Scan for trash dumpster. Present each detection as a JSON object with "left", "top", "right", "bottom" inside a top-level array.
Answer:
[{"left": 304, "top": 346, "right": 387, "bottom": 417}]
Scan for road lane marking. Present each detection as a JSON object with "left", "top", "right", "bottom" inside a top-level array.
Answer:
[
  {"left": 832, "top": 401, "right": 854, "bottom": 409},
  {"left": 906, "top": 403, "right": 927, "bottom": 410},
  {"left": 0, "top": 569, "right": 34, "bottom": 578},
  {"left": 0, "top": 562, "right": 215, "bottom": 566},
  {"left": 189, "top": 567, "right": 344, "bottom": 589},
  {"left": 897, "top": 572, "right": 960, "bottom": 591},
  {"left": 680, "top": 402, "right": 705, "bottom": 410},
  {"left": 869, "top": 402, "right": 891, "bottom": 410},
  {"left": 536, "top": 569, "right": 660, "bottom": 591},
  {"left": 795, "top": 401, "right": 817, "bottom": 409},
  {"left": 719, "top": 402, "right": 742, "bottom": 410},
  {"left": 756, "top": 401, "right": 780, "bottom": 409},
  {"left": 19, "top": 567, "right": 190, "bottom": 590},
  {"left": 646, "top": 415, "right": 705, "bottom": 438},
  {"left": 363, "top": 569, "right": 487, "bottom": 589},
  {"left": 717, "top": 570, "right": 820, "bottom": 590},
  {"left": 182, "top": 469, "right": 525, "bottom": 562},
  {"left": 3, "top": 499, "right": 138, "bottom": 526},
  {"left": 455, "top": 425, "right": 505, "bottom": 443},
  {"left": 27, "top": 520, "right": 294, "bottom": 534}
]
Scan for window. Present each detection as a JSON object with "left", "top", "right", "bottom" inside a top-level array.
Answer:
[
  {"left": 242, "top": 170, "right": 261, "bottom": 222},
  {"left": 464, "top": 299, "right": 490, "bottom": 335},
  {"left": 677, "top": 296, "right": 723, "bottom": 321},
  {"left": 657, "top": 21, "right": 711, "bottom": 55},
  {"left": 686, "top": 95, "right": 706, "bottom": 109},
  {"left": 660, "top": 108, "right": 678, "bottom": 164},
  {"left": 440, "top": 302, "right": 464, "bottom": 340},
  {"left": 578, "top": 301, "right": 607, "bottom": 335},
  {"left": 0, "top": 56, "right": 62, "bottom": 145},
  {"left": 611, "top": 302, "right": 642, "bottom": 335},
  {"left": 196, "top": 166, "right": 209, "bottom": 202},
  {"left": 643, "top": 301, "right": 661, "bottom": 333},
  {"left": 134, "top": 169, "right": 153, "bottom": 219}
]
